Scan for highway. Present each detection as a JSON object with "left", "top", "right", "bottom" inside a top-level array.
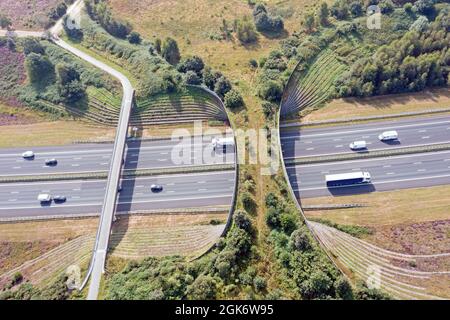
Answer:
[
  {"left": 281, "top": 114, "right": 450, "bottom": 159},
  {"left": 288, "top": 150, "right": 450, "bottom": 198},
  {"left": 0, "top": 170, "right": 235, "bottom": 219},
  {"left": 0, "top": 139, "right": 234, "bottom": 176}
]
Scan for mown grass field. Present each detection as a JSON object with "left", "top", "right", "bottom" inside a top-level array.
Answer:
[
  {"left": 303, "top": 185, "right": 450, "bottom": 227},
  {"left": 302, "top": 87, "right": 450, "bottom": 122}
]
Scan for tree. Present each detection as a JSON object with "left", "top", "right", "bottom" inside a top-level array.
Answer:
[
  {"left": 258, "top": 80, "right": 283, "bottom": 102},
  {"left": 233, "top": 210, "right": 252, "bottom": 231},
  {"left": 265, "top": 207, "right": 280, "bottom": 229},
  {"left": 335, "top": 277, "right": 354, "bottom": 300},
  {"left": 161, "top": 37, "right": 181, "bottom": 65},
  {"left": 318, "top": 2, "right": 330, "bottom": 26},
  {"left": 224, "top": 89, "right": 244, "bottom": 109},
  {"left": 187, "top": 275, "right": 217, "bottom": 300},
  {"left": 177, "top": 56, "right": 205, "bottom": 74},
  {"left": 25, "top": 53, "right": 54, "bottom": 84},
  {"left": 214, "top": 76, "right": 232, "bottom": 97},
  {"left": 290, "top": 227, "right": 312, "bottom": 251},
  {"left": 185, "top": 71, "right": 201, "bottom": 85},
  {"left": 155, "top": 38, "right": 162, "bottom": 53},
  {"left": 253, "top": 276, "right": 267, "bottom": 292},
  {"left": 303, "top": 13, "right": 315, "bottom": 32},
  {"left": 241, "top": 192, "right": 255, "bottom": 212},
  {"left": 0, "top": 14, "right": 12, "bottom": 29},
  {"left": 349, "top": 1, "right": 363, "bottom": 17},
  {"left": 56, "top": 63, "right": 85, "bottom": 103},
  {"left": 414, "top": 0, "right": 435, "bottom": 16},
  {"left": 253, "top": 3, "right": 284, "bottom": 33},
  {"left": 23, "top": 38, "right": 45, "bottom": 55},
  {"left": 235, "top": 16, "right": 258, "bottom": 44},
  {"left": 127, "top": 31, "right": 142, "bottom": 44}
]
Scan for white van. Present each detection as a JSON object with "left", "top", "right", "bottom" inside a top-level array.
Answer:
[
  {"left": 349, "top": 141, "right": 367, "bottom": 150},
  {"left": 38, "top": 194, "right": 52, "bottom": 203},
  {"left": 378, "top": 130, "right": 398, "bottom": 141}
]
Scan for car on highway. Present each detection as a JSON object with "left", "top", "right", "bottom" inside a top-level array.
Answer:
[
  {"left": 45, "top": 158, "right": 58, "bottom": 166},
  {"left": 22, "top": 151, "right": 35, "bottom": 159},
  {"left": 53, "top": 195, "right": 67, "bottom": 203},
  {"left": 349, "top": 141, "right": 367, "bottom": 150},
  {"left": 378, "top": 130, "right": 398, "bottom": 141},
  {"left": 150, "top": 184, "right": 163, "bottom": 192},
  {"left": 37, "top": 193, "right": 52, "bottom": 203}
]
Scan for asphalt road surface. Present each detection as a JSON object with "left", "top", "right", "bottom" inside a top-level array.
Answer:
[
  {"left": 288, "top": 150, "right": 450, "bottom": 198},
  {"left": 0, "top": 170, "right": 235, "bottom": 219},
  {"left": 0, "top": 138, "right": 234, "bottom": 176},
  {"left": 281, "top": 114, "right": 450, "bottom": 159}
]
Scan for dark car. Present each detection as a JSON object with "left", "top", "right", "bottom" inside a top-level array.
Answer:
[
  {"left": 118, "top": 185, "right": 123, "bottom": 193},
  {"left": 45, "top": 158, "right": 58, "bottom": 166},
  {"left": 150, "top": 184, "right": 163, "bottom": 192},
  {"left": 53, "top": 195, "right": 67, "bottom": 203}
]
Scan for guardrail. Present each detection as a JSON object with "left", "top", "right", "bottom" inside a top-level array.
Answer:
[{"left": 281, "top": 107, "right": 450, "bottom": 128}]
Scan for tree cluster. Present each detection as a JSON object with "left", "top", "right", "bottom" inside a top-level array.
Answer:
[{"left": 252, "top": 3, "right": 284, "bottom": 34}]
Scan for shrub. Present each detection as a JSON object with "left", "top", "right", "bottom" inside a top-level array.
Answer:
[
  {"left": 249, "top": 59, "right": 258, "bottom": 68},
  {"left": 177, "top": 55, "right": 205, "bottom": 74},
  {"left": 241, "top": 192, "right": 255, "bottom": 212},
  {"left": 127, "top": 31, "right": 142, "bottom": 44},
  {"left": 186, "top": 275, "right": 217, "bottom": 300},
  {"left": 265, "top": 206, "right": 280, "bottom": 229},
  {"left": 233, "top": 210, "right": 252, "bottom": 231},
  {"left": 214, "top": 76, "right": 232, "bottom": 97},
  {"left": 185, "top": 70, "right": 201, "bottom": 85},
  {"left": 350, "top": 1, "right": 363, "bottom": 17},
  {"left": 161, "top": 37, "right": 181, "bottom": 65},
  {"left": 258, "top": 80, "right": 283, "bottom": 102},
  {"left": 253, "top": 276, "right": 267, "bottom": 292},
  {"left": 279, "top": 213, "right": 297, "bottom": 234},
  {"left": 235, "top": 16, "right": 258, "bottom": 44},
  {"left": 262, "top": 101, "right": 276, "bottom": 118},
  {"left": 0, "top": 14, "right": 12, "bottom": 29},
  {"left": 23, "top": 39, "right": 45, "bottom": 55},
  {"left": 335, "top": 277, "right": 354, "bottom": 300},
  {"left": 253, "top": 4, "right": 284, "bottom": 33},
  {"left": 290, "top": 227, "right": 312, "bottom": 251},
  {"left": 224, "top": 89, "right": 244, "bottom": 109},
  {"left": 265, "top": 192, "right": 279, "bottom": 208},
  {"left": 25, "top": 53, "right": 55, "bottom": 84}
]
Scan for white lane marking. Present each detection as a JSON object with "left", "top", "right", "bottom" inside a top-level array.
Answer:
[
  {"left": 168, "top": 191, "right": 175, "bottom": 193},
  {"left": 422, "top": 136, "right": 430, "bottom": 139},
  {"left": 414, "top": 162, "right": 422, "bottom": 165},
  {"left": 160, "top": 152, "right": 169, "bottom": 155},
  {"left": 321, "top": 171, "right": 329, "bottom": 174},
  {"left": 8, "top": 199, "right": 17, "bottom": 202},
  {"left": 335, "top": 145, "right": 343, "bottom": 148},
  {"left": 13, "top": 166, "right": 21, "bottom": 169},
  {"left": 419, "top": 130, "right": 427, "bottom": 133},
  {"left": 10, "top": 191, "right": 19, "bottom": 194},
  {"left": 198, "top": 188, "right": 208, "bottom": 191},
  {"left": 383, "top": 165, "right": 391, "bottom": 168},
  {"left": 296, "top": 173, "right": 450, "bottom": 192},
  {"left": 333, "top": 138, "right": 342, "bottom": 141},
  {"left": 71, "top": 164, "right": 80, "bottom": 167},
  {"left": 304, "top": 141, "right": 312, "bottom": 144},
  {"left": 74, "top": 157, "right": 82, "bottom": 160},
  {"left": 72, "top": 188, "right": 81, "bottom": 191},
  {"left": 100, "top": 162, "right": 108, "bottom": 165},
  {"left": 444, "top": 159, "right": 450, "bottom": 162},
  {"left": 417, "top": 169, "right": 426, "bottom": 172},
  {"left": 159, "top": 159, "right": 168, "bottom": 162},
  {"left": 306, "top": 147, "right": 315, "bottom": 151},
  {"left": 136, "top": 185, "right": 145, "bottom": 188},
  {"left": 129, "top": 161, "right": 138, "bottom": 164},
  {"left": 386, "top": 172, "right": 395, "bottom": 175},
  {"left": 166, "top": 183, "right": 175, "bottom": 186},
  {"left": 197, "top": 181, "right": 206, "bottom": 184},
  {"left": 362, "top": 135, "right": 370, "bottom": 138}
]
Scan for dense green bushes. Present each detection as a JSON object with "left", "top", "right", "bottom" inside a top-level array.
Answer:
[
  {"left": 85, "top": 0, "right": 132, "bottom": 39},
  {"left": 336, "top": 9, "right": 449, "bottom": 97}
]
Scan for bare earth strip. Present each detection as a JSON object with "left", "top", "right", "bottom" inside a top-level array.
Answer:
[{"left": 302, "top": 87, "right": 450, "bottom": 122}]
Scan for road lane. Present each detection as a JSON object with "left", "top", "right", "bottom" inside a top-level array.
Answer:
[
  {"left": 288, "top": 150, "right": 450, "bottom": 198},
  {"left": 0, "top": 170, "right": 235, "bottom": 218},
  {"left": 281, "top": 114, "right": 450, "bottom": 159},
  {"left": 0, "top": 138, "right": 234, "bottom": 176}
]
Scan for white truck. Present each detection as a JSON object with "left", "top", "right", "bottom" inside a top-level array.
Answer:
[{"left": 212, "top": 137, "right": 235, "bottom": 152}]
